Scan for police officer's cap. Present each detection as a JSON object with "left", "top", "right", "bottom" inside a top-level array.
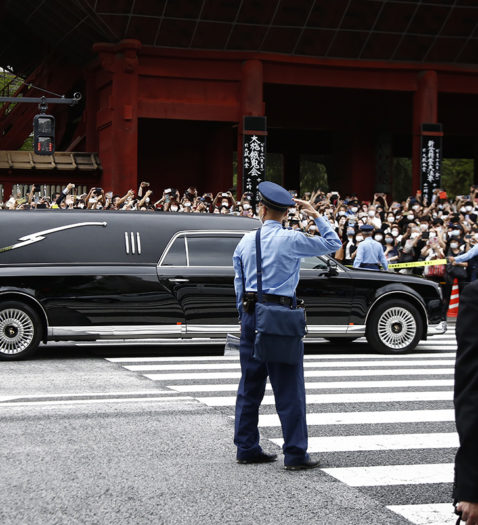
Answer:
[
  {"left": 359, "top": 224, "right": 374, "bottom": 232},
  {"left": 258, "top": 181, "right": 295, "bottom": 211}
]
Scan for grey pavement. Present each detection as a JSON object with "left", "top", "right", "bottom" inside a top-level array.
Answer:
[{"left": 0, "top": 348, "right": 410, "bottom": 525}]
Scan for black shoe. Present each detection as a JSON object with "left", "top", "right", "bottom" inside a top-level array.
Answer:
[
  {"left": 237, "top": 452, "right": 278, "bottom": 464},
  {"left": 284, "top": 458, "right": 320, "bottom": 471}
]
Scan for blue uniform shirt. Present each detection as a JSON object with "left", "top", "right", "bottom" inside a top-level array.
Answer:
[
  {"left": 454, "top": 243, "right": 478, "bottom": 263},
  {"left": 233, "top": 216, "right": 342, "bottom": 319},
  {"left": 353, "top": 237, "right": 389, "bottom": 270}
]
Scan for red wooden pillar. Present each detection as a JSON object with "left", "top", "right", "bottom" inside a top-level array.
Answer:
[
  {"left": 237, "top": 60, "right": 264, "bottom": 197},
  {"left": 93, "top": 39, "right": 141, "bottom": 194},
  {"left": 412, "top": 71, "right": 438, "bottom": 193},
  {"left": 85, "top": 68, "right": 98, "bottom": 153},
  {"left": 473, "top": 138, "right": 478, "bottom": 186}
]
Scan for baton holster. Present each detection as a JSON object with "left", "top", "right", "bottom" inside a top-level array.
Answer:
[{"left": 242, "top": 292, "right": 257, "bottom": 314}]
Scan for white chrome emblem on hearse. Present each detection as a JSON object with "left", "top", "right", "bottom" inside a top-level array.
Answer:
[{"left": 0, "top": 222, "right": 107, "bottom": 253}]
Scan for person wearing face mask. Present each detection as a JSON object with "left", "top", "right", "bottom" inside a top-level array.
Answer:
[
  {"left": 384, "top": 234, "right": 399, "bottom": 264},
  {"left": 373, "top": 230, "right": 385, "bottom": 245},
  {"left": 447, "top": 224, "right": 464, "bottom": 248},
  {"left": 421, "top": 235, "right": 446, "bottom": 284},
  {"left": 385, "top": 212, "right": 396, "bottom": 228},
  {"left": 368, "top": 205, "right": 382, "bottom": 229},
  {"left": 459, "top": 201, "right": 478, "bottom": 224},
  {"left": 335, "top": 225, "right": 357, "bottom": 266},
  {"left": 233, "top": 181, "right": 341, "bottom": 470},
  {"left": 353, "top": 225, "right": 388, "bottom": 270},
  {"left": 449, "top": 232, "right": 478, "bottom": 283},
  {"left": 390, "top": 225, "right": 402, "bottom": 242},
  {"left": 347, "top": 201, "right": 360, "bottom": 216},
  {"left": 397, "top": 225, "right": 422, "bottom": 272}
]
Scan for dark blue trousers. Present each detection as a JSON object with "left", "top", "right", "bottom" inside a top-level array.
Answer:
[{"left": 234, "top": 310, "right": 309, "bottom": 466}]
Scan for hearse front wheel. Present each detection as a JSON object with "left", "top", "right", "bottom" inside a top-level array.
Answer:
[
  {"left": 366, "top": 299, "right": 423, "bottom": 354},
  {"left": 0, "top": 301, "right": 42, "bottom": 360}
]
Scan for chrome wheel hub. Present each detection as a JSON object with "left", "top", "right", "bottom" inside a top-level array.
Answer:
[
  {"left": 0, "top": 309, "right": 34, "bottom": 354},
  {"left": 377, "top": 307, "right": 416, "bottom": 350}
]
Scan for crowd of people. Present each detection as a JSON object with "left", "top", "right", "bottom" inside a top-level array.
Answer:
[{"left": 3, "top": 180, "right": 478, "bottom": 308}]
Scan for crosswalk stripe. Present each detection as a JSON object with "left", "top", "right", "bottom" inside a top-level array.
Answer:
[
  {"left": 169, "top": 379, "right": 454, "bottom": 393},
  {"left": 197, "top": 391, "right": 452, "bottom": 407},
  {"left": 144, "top": 368, "right": 454, "bottom": 381},
  {"left": 0, "top": 396, "right": 195, "bottom": 407},
  {"left": 107, "top": 332, "right": 458, "bottom": 522},
  {"left": 270, "top": 432, "right": 458, "bottom": 452},
  {"left": 322, "top": 463, "right": 454, "bottom": 486},
  {"left": 125, "top": 359, "right": 455, "bottom": 371},
  {"left": 106, "top": 351, "right": 456, "bottom": 363},
  {"left": 386, "top": 503, "right": 456, "bottom": 525},
  {"left": 258, "top": 408, "right": 455, "bottom": 427}
]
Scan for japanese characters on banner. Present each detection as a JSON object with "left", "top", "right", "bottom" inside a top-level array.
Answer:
[
  {"left": 420, "top": 124, "right": 443, "bottom": 206},
  {"left": 242, "top": 116, "right": 267, "bottom": 211}
]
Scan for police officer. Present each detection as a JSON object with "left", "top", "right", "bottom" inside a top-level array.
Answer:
[
  {"left": 353, "top": 224, "right": 389, "bottom": 270},
  {"left": 232, "top": 181, "right": 342, "bottom": 469}
]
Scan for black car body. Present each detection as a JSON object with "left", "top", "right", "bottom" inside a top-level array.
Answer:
[{"left": 0, "top": 210, "right": 446, "bottom": 359}]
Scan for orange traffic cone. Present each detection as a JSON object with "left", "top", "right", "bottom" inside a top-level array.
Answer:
[{"left": 447, "top": 278, "right": 460, "bottom": 318}]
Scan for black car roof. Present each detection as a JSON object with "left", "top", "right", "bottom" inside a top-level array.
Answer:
[{"left": 0, "top": 210, "right": 259, "bottom": 265}]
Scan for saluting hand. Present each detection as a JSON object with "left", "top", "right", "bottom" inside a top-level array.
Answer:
[{"left": 293, "top": 198, "right": 320, "bottom": 219}]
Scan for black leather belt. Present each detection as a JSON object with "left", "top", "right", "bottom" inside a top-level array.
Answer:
[{"left": 245, "top": 292, "right": 293, "bottom": 306}]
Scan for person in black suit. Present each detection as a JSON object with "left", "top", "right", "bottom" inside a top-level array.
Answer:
[{"left": 454, "top": 278, "right": 478, "bottom": 523}]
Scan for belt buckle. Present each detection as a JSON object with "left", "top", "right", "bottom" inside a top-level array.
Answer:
[{"left": 279, "top": 296, "right": 286, "bottom": 305}]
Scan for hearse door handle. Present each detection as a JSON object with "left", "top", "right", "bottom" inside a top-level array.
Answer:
[{"left": 168, "top": 278, "right": 189, "bottom": 283}]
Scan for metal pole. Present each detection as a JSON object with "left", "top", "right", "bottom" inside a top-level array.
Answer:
[{"left": 0, "top": 93, "right": 81, "bottom": 105}]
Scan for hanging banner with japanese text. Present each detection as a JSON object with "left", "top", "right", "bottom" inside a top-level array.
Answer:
[
  {"left": 420, "top": 123, "right": 443, "bottom": 206},
  {"left": 242, "top": 116, "right": 267, "bottom": 211}
]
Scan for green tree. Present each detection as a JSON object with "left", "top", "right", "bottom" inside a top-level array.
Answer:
[
  {"left": 300, "top": 157, "right": 328, "bottom": 194},
  {"left": 392, "top": 157, "right": 474, "bottom": 201},
  {"left": 441, "top": 159, "right": 474, "bottom": 199}
]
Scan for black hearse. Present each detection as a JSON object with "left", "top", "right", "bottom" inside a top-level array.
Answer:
[{"left": 0, "top": 210, "right": 445, "bottom": 359}]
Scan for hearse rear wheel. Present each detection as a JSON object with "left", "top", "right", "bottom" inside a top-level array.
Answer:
[
  {"left": 0, "top": 301, "right": 42, "bottom": 360},
  {"left": 366, "top": 299, "right": 423, "bottom": 354}
]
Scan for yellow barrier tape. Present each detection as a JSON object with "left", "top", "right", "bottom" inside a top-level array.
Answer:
[{"left": 388, "top": 259, "right": 447, "bottom": 269}]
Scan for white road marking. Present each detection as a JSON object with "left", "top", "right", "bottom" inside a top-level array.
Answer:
[
  {"left": 258, "top": 409, "right": 455, "bottom": 427},
  {"left": 145, "top": 371, "right": 242, "bottom": 381},
  {"left": 106, "top": 351, "right": 456, "bottom": 363},
  {"left": 197, "top": 391, "right": 452, "bottom": 407},
  {"left": 0, "top": 390, "right": 176, "bottom": 401},
  {"left": 387, "top": 503, "right": 456, "bottom": 525},
  {"left": 144, "top": 368, "right": 454, "bottom": 381},
  {"left": 168, "top": 379, "right": 454, "bottom": 393},
  {"left": 125, "top": 359, "right": 455, "bottom": 371},
  {"left": 271, "top": 432, "right": 458, "bottom": 452},
  {"left": 322, "top": 463, "right": 454, "bottom": 486},
  {"left": 0, "top": 396, "right": 194, "bottom": 407}
]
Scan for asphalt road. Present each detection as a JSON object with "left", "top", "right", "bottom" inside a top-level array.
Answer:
[{"left": 0, "top": 331, "right": 458, "bottom": 525}]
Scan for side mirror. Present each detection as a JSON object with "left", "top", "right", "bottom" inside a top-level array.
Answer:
[{"left": 326, "top": 259, "right": 339, "bottom": 276}]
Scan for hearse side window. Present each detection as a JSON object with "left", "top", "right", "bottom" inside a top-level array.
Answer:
[
  {"left": 162, "top": 236, "right": 187, "bottom": 266},
  {"left": 187, "top": 236, "right": 241, "bottom": 267},
  {"left": 300, "top": 256, "right": 329, "bottom": 270}
]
